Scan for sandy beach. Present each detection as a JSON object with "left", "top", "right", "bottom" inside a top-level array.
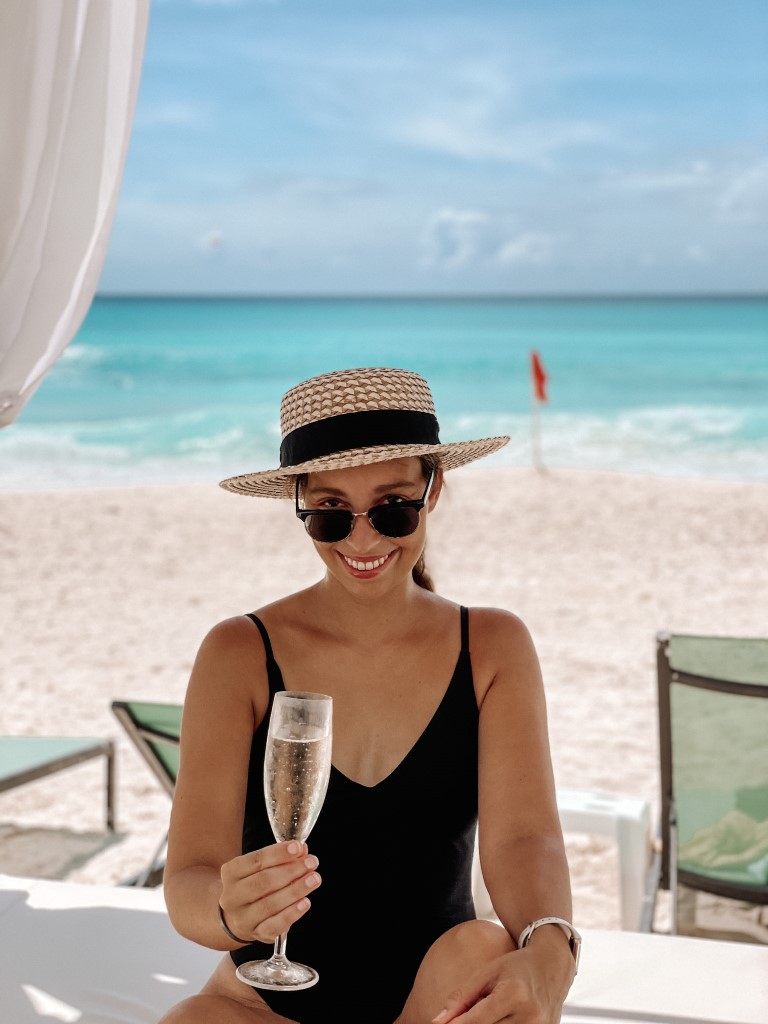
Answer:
[{"left": 2, "top": 466, "right": 767, "bottom": 931}]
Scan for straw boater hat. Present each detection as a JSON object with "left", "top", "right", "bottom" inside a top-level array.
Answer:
[{"left": 219, "top": 367, "right": 509, "bottom": 498}]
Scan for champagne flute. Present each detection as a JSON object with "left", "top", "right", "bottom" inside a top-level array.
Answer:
[{"left": 236, "top": 690, "right": 333, "bottom": 991}]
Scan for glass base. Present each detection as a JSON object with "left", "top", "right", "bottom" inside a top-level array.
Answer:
[{"left": 236, "top": 954, "right": 319, "bottom": 991}]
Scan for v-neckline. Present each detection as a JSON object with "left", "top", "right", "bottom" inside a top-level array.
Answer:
[
  {"left": 330, "top": 650, "right": 465, "bottom": 790},
  {"left": 274, "top": 650, "right": 465, "bottom": 791}
]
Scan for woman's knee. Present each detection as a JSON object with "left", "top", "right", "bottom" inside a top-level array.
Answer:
[
  {"left": 431, "top": 917, "right": 514, "bottom": 968},
  {"left": 158, "top": 993, "right": 295, "bottom": 1024},
  {"left": 159, "top": 995, "right": 221, "bottom": 1023},
  {"left": 398, "top": 919, "right": 514, "bottom": 1024}
]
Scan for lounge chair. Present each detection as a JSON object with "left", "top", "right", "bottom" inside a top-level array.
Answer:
[
  {"left": 3, "top": 871, "right": 768, "bottom": 1023},
  {"left": 0, "top": 736, "right": 115, "bottom": 831},
  {"left": 644, "top": 631, "right": 768, "bottom": 942},
  {"left": 111, "top": 701, "right": 181, "bottom": 886}
]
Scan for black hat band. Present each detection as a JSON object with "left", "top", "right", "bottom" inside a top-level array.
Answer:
[{"left": 280, "top": 409, "right": 440, "bottom": 468}]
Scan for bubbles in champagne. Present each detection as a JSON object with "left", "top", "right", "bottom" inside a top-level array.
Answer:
[{"left": 264, "top": 728, "right": 332, "bottom": 842}]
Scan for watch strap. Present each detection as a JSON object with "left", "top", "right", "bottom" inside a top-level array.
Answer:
[{"left": 518, "top": 916, "right": 582, "bottom": 973}]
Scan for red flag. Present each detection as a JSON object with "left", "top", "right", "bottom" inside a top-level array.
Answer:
[{"left": 530, "top": 350, "right": 548, "bottom": 403}]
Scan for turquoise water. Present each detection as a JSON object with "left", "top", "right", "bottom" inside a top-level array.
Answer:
[{"left": 1, "top": 296, "right": 766, "bottom": 488}]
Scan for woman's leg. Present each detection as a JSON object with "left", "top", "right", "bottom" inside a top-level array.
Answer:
[
  {"left": 396, "top": 919, "right": 514, "bottom": 1024},
  {"left": 158, "top": 955, "right": 299, "bottom": 1024}
]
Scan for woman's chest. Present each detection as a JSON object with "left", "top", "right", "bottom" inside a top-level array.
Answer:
[{"left": 277, "top": 643, "right": 467, "bottom": 788}]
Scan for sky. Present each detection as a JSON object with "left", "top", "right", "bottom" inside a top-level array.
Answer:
[{"left": 100, "top": 0, "right": 768, "bottom": 296}]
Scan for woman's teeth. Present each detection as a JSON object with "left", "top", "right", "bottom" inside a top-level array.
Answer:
[{"left": 343, "top": 553, "right": 389, "bottom": 571}]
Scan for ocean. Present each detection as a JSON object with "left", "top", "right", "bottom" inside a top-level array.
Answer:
[{"left": 1, "top": 296, "right": 766, "bottom": 489}]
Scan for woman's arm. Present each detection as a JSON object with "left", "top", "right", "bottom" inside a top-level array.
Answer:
[
  {"left": 163, "top": 616, "right": 321, "bottom": 950},
  {"left": 475, "top": 609, "right": 573, "bottom": 948},
  {"left": 434, "top": 609, "right": 576, "bottom": 1024}
]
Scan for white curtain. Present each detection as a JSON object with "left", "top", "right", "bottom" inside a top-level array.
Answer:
[{"left": 0, "top": 0, "right": 149, "bottom": 428}]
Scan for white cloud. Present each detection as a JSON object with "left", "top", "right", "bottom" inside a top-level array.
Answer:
[
  {"left": 390, "top": 57, "right": 610, "bottom": 167},
  {"left": 718, "top": 160, "right": 768, "bottom": 223},
  {"left": 420, "top": 208, "right": 490, "bottom": 269},
  {"left": 497, "top": 232, "right": 558, "bottom": 266},
  {"left": 191, "top": 0, "right": 280, "bottom": 6},
  {"left": 244, "top": 34, "right": 613, "bottom": 170},
  {"left": 399, "top": 115, "right": 608, "bottom": 168},
  {"left": 135, "top": 101, "right": 208, "bottom": 128},
  {"left": 610, "top": 160, "right": 712, "bottom": 192},
  {"left": 243, "top": 173, "right": 380, "bottom": 203}
]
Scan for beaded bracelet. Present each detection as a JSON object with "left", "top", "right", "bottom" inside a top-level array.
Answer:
[{"left": 217, "top": 903, "right": 251, "bottom": 945}]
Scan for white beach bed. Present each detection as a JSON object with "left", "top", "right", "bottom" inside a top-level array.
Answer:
[{"left": 2, "top": 873, "right": 767, "bottom": 1023}]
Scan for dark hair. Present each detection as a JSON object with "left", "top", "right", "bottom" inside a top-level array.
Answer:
[{"left": 412, "top": 454, "right": 441, "bottom": 592}]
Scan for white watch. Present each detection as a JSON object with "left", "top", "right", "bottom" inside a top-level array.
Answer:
[{"left": 517, "top": 917, "right": 582, "bottom": 974}]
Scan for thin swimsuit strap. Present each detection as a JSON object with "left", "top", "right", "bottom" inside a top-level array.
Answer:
[
  {"left": 245, "top": 612, "right": 276, "bottom": 664},
  {"left": 460, "top": 605, "right": 469, "bottom": 654}
]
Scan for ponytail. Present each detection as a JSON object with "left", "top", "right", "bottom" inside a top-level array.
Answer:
[
  {"left": 412, "top": 548, "right": 435, "bottom": 592},
  {"left": 412, "top": 454, "right": 442, "bottom": 592}
]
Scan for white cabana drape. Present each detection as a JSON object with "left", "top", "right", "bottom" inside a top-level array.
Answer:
[{"left": 0, "top": 0, "right": 149, "bottom": 428}]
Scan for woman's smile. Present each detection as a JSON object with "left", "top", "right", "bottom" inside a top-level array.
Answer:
[{"left": 337, "top": 548, "right": 399, "bottom": 578}]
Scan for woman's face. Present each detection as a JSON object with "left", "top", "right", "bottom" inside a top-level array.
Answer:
[{"left": 301, "top": 456, "right": 441, "bottom": 595}]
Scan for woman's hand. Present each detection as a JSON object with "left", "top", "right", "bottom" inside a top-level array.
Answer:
[
  {"left": 432, "top": 929, "right": 576, "bottom": 1024},
  {"left": 218, "top": 840, "right": 322, "bottom": 945}
]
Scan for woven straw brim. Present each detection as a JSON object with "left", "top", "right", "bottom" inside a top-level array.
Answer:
[{"left": 219, "top": 435, "right": 509, "bottom": 498}]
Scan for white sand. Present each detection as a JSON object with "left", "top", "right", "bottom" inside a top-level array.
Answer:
[{"left": 2, "top": 467, "right": 767, "bottom": 930}]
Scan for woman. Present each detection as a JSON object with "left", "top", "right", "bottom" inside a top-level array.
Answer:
[{"left": 160, "top": 367, "right": 579, "bottom": 1024}]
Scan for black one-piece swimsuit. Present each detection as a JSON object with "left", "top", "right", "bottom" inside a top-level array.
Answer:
[{"left": 230, "top": 607, "right": 479, "bottom": 1024}]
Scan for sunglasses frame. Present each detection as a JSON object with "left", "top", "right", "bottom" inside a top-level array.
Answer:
[{"left": 296, "top": 469, "right": 435, "bottom": 543}]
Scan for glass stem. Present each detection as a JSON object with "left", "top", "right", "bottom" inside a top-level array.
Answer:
[{"left": 273, "top": 931, "right": 288, "bottom": 960}]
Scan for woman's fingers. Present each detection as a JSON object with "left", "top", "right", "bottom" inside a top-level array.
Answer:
[
  {"left": 432, "top": 965, "right": 499, "bottom": 1023},
  {"left": 220, "top": 841, "right": 322, "bottom": 943},
  {"left": 222, "top": 841, "right": 316, "bottom": 905},
  {"left": 251, "top": 863, "right": 322, "bottom": 920},
  {"left": 432, "top": 952, "right": 562, "bottom": 1024},
  {"left": 247, "top": 882, "right": 319, "bottom": 943},
  {"left": 432, "top": 984, "right": 486, "bottom": 1024},
  {"left": 232, "top": 866, "right": 322, "bottom": 944},
  {"left": 241, "top": 852, "right": 320, "bottom": 901},
  {"left": 223, "top": 840, "right": 307, "bottom": 882}
]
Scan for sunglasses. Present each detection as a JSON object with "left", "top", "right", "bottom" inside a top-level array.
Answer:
[{"left": 296, "top": 470, "right": 435, "bottom": 543}]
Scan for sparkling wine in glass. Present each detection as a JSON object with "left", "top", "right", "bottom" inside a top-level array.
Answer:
[{"left": 236, "top": 690, "right": 332, "bottom": 991}]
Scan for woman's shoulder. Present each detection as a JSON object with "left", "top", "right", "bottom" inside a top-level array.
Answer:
[
  {"left": 198, "top": 613, "right": 262, "bottom": 654},
  {"left": 467, "top": 605, "right": 533, "bottom": 646},
  {"left": 466, "top": 607, "right": 539, "bottom": 690},
  {"left": 199, "top": 591, "right": 305, "bottom": 645}
]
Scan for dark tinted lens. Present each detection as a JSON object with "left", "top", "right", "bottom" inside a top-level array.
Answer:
[
  {"left": 368, "top": 505, "right": 420, "bottom": 538},
  {"left": 303, "top": 511, "right": 353, "bottom": 543}
]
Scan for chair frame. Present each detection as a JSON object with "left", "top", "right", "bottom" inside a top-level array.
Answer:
[
  {"left": 655, "top": 631, "right": 768, "bottom": 933},
  {"left": 0, "top": 736, "right": 115, "bottom": 832},
  {"left": 111, "top": 701, "right": 181, "bottom": 885},
  {"left": 111, "top": 701, "right": 179, "bottom": 799}
]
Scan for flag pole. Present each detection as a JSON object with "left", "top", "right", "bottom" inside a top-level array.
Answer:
[{"left": 531, "top": 394, "right": 543, "bottom": 472}]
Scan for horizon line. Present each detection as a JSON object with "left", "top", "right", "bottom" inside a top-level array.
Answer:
[{"left": 94, "top": 290, "right": 768, "bottom": 301}]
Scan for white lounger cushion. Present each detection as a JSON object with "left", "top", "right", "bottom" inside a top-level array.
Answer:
[{"left": 2, "top": 874, "right": 767, "bottom": 1023}]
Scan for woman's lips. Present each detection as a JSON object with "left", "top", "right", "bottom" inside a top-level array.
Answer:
[{"left": 337, "top": 549, "right": 397, "bottom": 577}]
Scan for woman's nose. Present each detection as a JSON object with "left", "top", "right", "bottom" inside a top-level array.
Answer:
[{"left": 344, "top": 512, "right": 381, "bottom": 551}]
